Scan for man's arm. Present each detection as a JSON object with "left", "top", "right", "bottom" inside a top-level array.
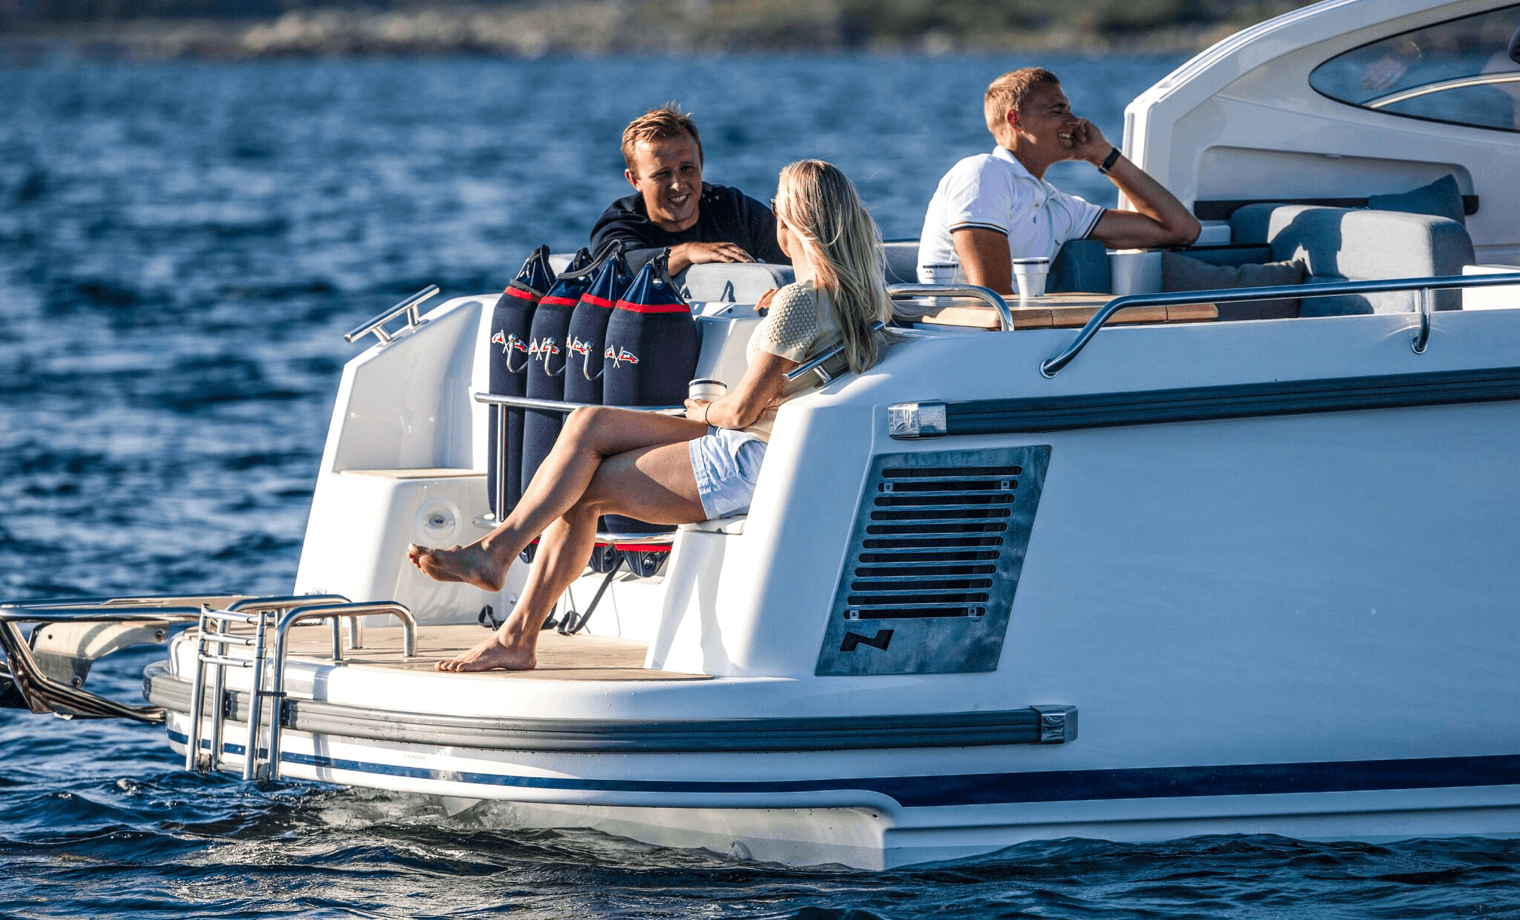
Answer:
[
  {"left": 666, "top": 241, "right": 757, "bottom": 275},
  {"left": 590, "top": 191, "right": 765, "bottom": 274},
  {"left": 670, "top": 188, "right": 786, "bottom": 274},
  {"left": 589, "top": 203, "right": 668, "bottom": 272},
  {"left": 952, "top": 227, "right": 1013, "bottom": 295},
  {"left": 1068, "top": 120, "right": 1201, "bottom": 250}
]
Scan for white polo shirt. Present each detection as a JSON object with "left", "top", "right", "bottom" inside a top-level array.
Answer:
[{"left": 917, "top": 146, "right": 1104, "bottom": 282}]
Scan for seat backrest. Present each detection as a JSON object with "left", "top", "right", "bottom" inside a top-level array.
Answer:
[
  {"left": 883, "top": 241, "right": 921, "bottom": 284},
  {"left": 679, "top": 263, "right": 794, "bottom": 303},
  {"left": 1230, "top": 204, "right": 1475, "bottom": 314},
  {"left": 1049, "top": 239, "right": 1112, "bottom": 294}
]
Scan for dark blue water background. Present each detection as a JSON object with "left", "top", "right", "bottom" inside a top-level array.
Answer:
[{"left": 2, "top": 54, "right": 1518, "bottom": 918}]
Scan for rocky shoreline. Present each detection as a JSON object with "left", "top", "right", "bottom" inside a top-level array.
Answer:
[{"left": 1, "top": 1, "right": 1309, "bottom": 63}]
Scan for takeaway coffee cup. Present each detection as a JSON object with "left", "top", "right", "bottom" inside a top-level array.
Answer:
[
  {"left": 1012, "top": 257, "right": 1050, "bottom": 299},
  {"left": 688, "top": 378, "right": 727, "bottom": 402},
  {"left": 920, "top": 262, "right": 959, "bottom": 284}
]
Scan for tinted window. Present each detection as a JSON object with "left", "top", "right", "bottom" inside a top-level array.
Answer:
[{"left": 1309, "top": 5, "right": 1520, "bottom": 132}]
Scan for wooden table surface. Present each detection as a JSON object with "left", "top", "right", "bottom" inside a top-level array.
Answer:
[{"left": 907, "top": 291, "right": 1218, "bottom": 331}]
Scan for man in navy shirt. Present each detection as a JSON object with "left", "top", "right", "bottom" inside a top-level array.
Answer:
[{"left": 590, "top": 105, "right": 788, "bottom": 273}]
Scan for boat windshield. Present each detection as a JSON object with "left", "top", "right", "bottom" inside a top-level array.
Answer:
[{"left": 1309, "top": 3, "right": 1520, "bottom": 133}]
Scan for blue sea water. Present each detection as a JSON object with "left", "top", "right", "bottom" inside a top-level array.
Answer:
[{"left": 2, "top": 53, "right": 1519, "bottom": 918}]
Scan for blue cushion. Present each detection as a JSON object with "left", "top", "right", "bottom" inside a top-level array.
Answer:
[
  {"left": 1050, "top": 239, "right": 1112, "bottom": 294},
  {"left": 1368, "top": 174, "right": 1465, "bottom": 226}
]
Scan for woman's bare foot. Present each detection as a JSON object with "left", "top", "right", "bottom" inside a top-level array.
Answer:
[
  {"left": 408, "top": 542, "right": 506, "bottom": 592},
  {"left": 435, "top": 630, "right": 537, "bottom": 672}
]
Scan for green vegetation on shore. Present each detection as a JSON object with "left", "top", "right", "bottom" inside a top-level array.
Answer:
[{"left": 2, "top": 0, "right": 1316, "bottom": 61}]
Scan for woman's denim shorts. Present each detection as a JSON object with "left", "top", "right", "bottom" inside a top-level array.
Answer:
[{"left": 688, "top": 427, "right": 768, "bottom": 519}]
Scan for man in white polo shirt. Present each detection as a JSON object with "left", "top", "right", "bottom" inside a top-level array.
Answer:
[{"left": 918, "top": 68, "right": 1200, "bottom": 294}]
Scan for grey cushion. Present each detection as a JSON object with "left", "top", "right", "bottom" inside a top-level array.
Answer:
[
  {"left": 1231, "top": 204, "right": 1474, "bottom": 313},
  {"left": 1161, "top": 252, "right": 1306, "bottom": 319},
  {"left": 1368, "top": 174, "right": 1465, "bottom": 226}
]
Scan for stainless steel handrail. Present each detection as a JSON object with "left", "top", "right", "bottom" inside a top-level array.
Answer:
[
  {"left": 1369, "top": 72, "right": 1520, "bottom": 109},
  {"left": 343, "top": 284, "right": 440, "bottom": 345},
  {"left": 1040, "top": 273, "right": 1520, "bottom": 378},
  {"left": 785, "top": 320, "right": 888, "bottom": 384},
  {"left": 472, "top": 393, "right": 685, "bottom": 415},
  {"left": 229, "top": 594, "right": 359, "bottom": 648},
  {"left": 264, "top": 601, "right": 417, "bottom": 780},
  {"left": 889, "top": 283, "right": 1014, "bottom": 331}
]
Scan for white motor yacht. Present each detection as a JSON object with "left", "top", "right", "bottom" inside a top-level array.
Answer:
[{"left": 4, "top": 0, "right": 1518, "bottom": 870}]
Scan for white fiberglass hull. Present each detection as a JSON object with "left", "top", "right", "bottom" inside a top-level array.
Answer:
[{"left": 153, "top": 707, "right": 1520, "bottom": 870}]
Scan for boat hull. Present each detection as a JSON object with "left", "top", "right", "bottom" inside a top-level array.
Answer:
[{"left": 155, "top": 709, "right": 1520, "bottom": 869}]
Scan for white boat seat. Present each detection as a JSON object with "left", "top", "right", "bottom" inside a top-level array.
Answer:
[{"left": 681, "top": 516, "right": 747, "bottom": 535}]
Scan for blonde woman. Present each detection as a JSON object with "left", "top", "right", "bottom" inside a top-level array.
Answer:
[{"left": 411, "top": 159, "right": 894, "bottom": 672}]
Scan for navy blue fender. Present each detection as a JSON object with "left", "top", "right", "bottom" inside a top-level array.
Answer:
[
  {"left": 563, "top": 243, "right": 632, "bottom": 409},
  {"left": 520, "top": 247, "right": 604, "bottom": 499},
  {"left": 601, "top": 252, "right": 699, "bottom": 535},
  {"left": 486, "top": 246, "right": 554, "bottom": 518}
]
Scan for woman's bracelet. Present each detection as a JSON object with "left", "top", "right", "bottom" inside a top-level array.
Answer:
[{"left": 702, "top": 403, "right": 712, "bottom": 426}]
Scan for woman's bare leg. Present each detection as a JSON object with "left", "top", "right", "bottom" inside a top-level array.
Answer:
[
  {"left": 434, "top": 512, "right": 594, "bottom": 671},
  {"left": 410, "top": 407, "right": 705, "bottom": 591},
  {"left": 435, "top": 438, "right": 708, "bottom": 671}
]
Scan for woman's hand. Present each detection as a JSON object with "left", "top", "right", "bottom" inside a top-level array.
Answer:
[
  {"left": 684, "top": 398, "right": 710, "bottom": 423},
  {"left": 754, "top": 288, "right": 777, "bottom": 314}
]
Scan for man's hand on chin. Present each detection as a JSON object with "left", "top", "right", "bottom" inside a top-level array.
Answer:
[
  {"left": 668, "top": 241, "right": 756, "bottom": 274},
  {"left": 1063, "top": 118, "right": 1113, "bottom": 167}
]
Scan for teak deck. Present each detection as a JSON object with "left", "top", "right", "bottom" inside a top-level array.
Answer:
[
  {"left": 913, "top": 291, "right": 1219, "bottom": 330},
  {"left": 283, "top": 622, "right": 710, "bottom": 681}
]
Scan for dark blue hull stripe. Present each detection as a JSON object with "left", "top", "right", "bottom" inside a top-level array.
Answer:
[{"left": 168, "top": 731, "right": 1520, "bottom": 809}]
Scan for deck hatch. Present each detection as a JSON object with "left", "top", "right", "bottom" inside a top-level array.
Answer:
[{"left": 816, "top": 446, "right": 1050, "bottom": 675}]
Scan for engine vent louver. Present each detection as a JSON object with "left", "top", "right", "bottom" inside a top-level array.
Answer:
[{"left": 816, "top": 446, "right": 1050, "bottom": 676}]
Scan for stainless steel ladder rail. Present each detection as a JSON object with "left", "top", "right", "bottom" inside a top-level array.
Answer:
[
  {"left": 262, "top": 601, "right": 418, "bottom": 781},
  {"left": 183, "top": 595, "right": 352, "bottom": 777},
  {"left": 185, "top": 606, "right": 266, "bottom": 775}
]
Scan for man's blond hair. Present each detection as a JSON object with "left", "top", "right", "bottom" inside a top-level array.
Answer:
[
  {"left": 621, "top": 103, "right": 704, "bottom": 175},
  {"left": 984, "top": 68, "right": 1060, "bottom": 139}
]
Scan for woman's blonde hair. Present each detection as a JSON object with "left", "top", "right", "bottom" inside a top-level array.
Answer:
[{"left": 772, "top": 160, "right": 894, "bottom": 374}]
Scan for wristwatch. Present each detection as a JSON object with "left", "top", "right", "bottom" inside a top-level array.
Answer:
[{"left": 1098, "top": 146, "right": 1122, "bottom": 175}]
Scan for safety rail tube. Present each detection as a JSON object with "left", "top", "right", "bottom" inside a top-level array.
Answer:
[
  {"left": 472, "top": 393, "right": 685, "bottom": 415},
  {"left": 265, "top": 602, "right": 417, "bottom": 780},
  {"left": 343, "top": 284, "right": 440, "bottom": 345},
  {"left": 1041, "top": 273, "right": 1520, "bottom": 378},
  {"left": 229, "top": 594, "right": 358, "bottom": 648},
  {"left": 888, "top": 283, "right": 1013, "bottom": 331},
  {"left": 0, "top": 605, "right": 207, "bottom": 624},
  {"left": 786, "top": 320, "right": 888, "bottom": 384}
]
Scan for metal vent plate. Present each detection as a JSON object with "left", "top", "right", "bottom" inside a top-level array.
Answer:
[{"left": 816, "top": 445, "right": 1050, "bottom": 676}]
